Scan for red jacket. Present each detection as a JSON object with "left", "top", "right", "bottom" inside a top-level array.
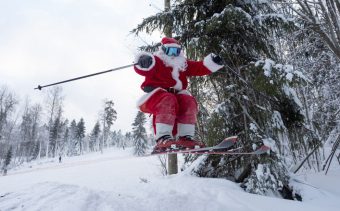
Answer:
[{"left": 134, "top": 52, "right": 222, "bottom": 92}]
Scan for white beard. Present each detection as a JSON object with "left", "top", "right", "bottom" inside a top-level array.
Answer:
[
  {"left": 155, "top": 48, "right": 188, "bottom": 71},
  {"left": 155, "top": 48, "right": 188, "bottom": 90}
]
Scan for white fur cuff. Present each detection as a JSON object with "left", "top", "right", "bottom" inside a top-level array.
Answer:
[
  {"left": 136, "top": 87, "right": 164, "bottom": 109},
  {"left": 203, "top": 53, "right": 224, "bottom": 72},
  {"left": 177, "top": 123, "right": 195, "bottom": 137},
  {"left": 134, "top": 52, "right": 156, "bottom": 71}
]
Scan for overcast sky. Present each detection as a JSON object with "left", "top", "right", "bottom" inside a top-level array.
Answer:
[{"left": 0, "top": 0, "right": 163, "bottom": 133}]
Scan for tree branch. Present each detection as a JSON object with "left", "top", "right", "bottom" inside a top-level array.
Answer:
[{"left": 326, "top": 0, "right": 340, "bottom": 44}]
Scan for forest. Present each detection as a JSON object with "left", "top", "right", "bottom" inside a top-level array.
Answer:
[
  {"left": 131, "top": 0, "right": 340, "bottom": 197},
  {"left": 1, "top": 0, "right": 339, "bottom": 199}
]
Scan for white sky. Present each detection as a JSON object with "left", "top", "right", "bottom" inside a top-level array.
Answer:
[{"left": 0, "top": 0, "right": 163, "bottom": 133}]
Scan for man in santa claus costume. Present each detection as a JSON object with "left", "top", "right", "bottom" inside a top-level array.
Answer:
[{"left": 134, "top": 37, "right": 224, "bottom": 153}]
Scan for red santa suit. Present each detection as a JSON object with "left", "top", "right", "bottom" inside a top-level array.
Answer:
[{"left": 134, "top": 38, "right": 223, "bottom": 140}]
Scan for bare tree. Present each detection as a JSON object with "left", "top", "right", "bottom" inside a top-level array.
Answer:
[
  {"left": 288, "top": 0, "right": 340, "bottom": 59},
  {"left": 0, "top": 86, "right": 18, "bottom": 140},
  {"left": 19, "top": 98, "right": 43, "bottom": 161},
  {"left": 44, "top": 86, "right": 64, "bottom": 157}
]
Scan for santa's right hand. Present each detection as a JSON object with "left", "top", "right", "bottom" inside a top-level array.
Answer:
[{"left": 138, "top": 55, "right": 153, "bottom": 68}]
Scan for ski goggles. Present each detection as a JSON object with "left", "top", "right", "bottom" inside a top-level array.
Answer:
[{"left": 162, "top": 46, "right": 181, "bottom": 57}]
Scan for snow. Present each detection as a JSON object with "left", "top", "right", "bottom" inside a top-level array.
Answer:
[
  {"left": 255, "top": 58, "right": 275, "bottom": 77},
  {"left": 271, "top": 111, "right": 287, "bottom": 131},
  {"left": 1, "top": 147, "right": 340, "bottom": 211},
  {"left": 282, "top": 85, "right": 303, "bottom": 108}
]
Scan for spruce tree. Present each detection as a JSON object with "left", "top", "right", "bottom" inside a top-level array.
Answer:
[
  {"left": 76, "top": 118, "right": 86, "bottom": 154},
  {"left": 133, "top": 0, "right": 307, "bottom": 198},
  {"left": 124, "top": 132, "right": 133, "bottom": 148},
  {"left": 49, "top": 108, "right": 62, "bottom": 157},
  {"left": 101, "top": 100, "right": 117, "bottom": 149},
  {"left": 90, "top": 121, "right": 101, "bottom": 151},
  {"left": 2, "top": 146, "right": 12, "bottom": 175},
  {"left": 68, "top": 119, "right": 78, "bottom": 156},
  {"left": 62, "top": 127, "right": 70, "bottom": 153},
  {"left": 132, "top": 111, "right": 148, "bottom": 156}
]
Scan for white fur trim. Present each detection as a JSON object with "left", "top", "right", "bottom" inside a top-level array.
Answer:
[
  {"left": 163, "top": 43, "right": 181, "bottom": 48},
  {"left": 134, "top": 52, "right": 156, "bottom": 71},
  {"left": 171, "top": 67, "right": 183, "bottom": 90},
  {"left": 136, "top": 87, "right": 165, "bottom": 109},
  {"left": 203, "top": 53, "right": 224, "bottom": 72},
  {"left": 155, "top": 49, "right": 188, "bottom": 70},
  {"left": 156, "top": 123, "right": 173, "bottom": 139},
  {"left": 177, "top": 123, "right": 195, "bottom": 137},
  {"left": 177, "top": 90, "right": 192, "bottom": 95}
]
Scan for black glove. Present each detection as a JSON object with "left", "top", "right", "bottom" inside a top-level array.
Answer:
[
  {"left": 211, "top": 54, "right": 223, "bottom": 65},
  {"left": 138, "top": 55, "right": 153, "bottom": 68}
]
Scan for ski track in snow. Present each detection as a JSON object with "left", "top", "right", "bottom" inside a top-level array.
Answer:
[{"left": 0, "top": 148, "right": 339, "bottom": 211}]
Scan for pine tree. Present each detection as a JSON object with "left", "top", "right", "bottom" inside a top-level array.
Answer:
[
  {"left": 117, "top": 130, "right": 124, "bottom": 148},
  {"left": 2, "top": 146, "right": 12, "bottom": 175},
  {"left": 76, "top": 118, "right": 86, "bottom": 154},
  {"left": 4, "top": 146, "right": 12, "bottom": 166},
  {"left": 132, "top": 111, "right": 148, "bottom": 156},
  {"left": 62, "top": 127, "right": 70, "bottom": 153},
  {"left": 124, "top": 132, "right": 133, "bottom": 148},
  {"left": 133, "top": 0, "right": 307, "bottom": 197},
  {"left": 100, "top": 100, "right": 117, "bottom": 150},
  {"left": 45, "top": 86, "right": 63, "bottom": 157},
  {"left": 90, "top": 121, "right": 101, "bottom": 151},
  {"left": 48, "top": 107, "right": 64, "bottom": 157},
  {"left": 68, "top": 119, "right": 78, "bottom": 156}
]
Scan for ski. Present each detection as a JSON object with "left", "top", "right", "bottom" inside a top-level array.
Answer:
[
  {"left": 148, "top": 135, "right": 270, "bottom": 156},
  {"left": 150, "top": 145, "right": 270, "bottom": 156},
  {"left": 149, "top": 136, "right": 238, "bottom": 156},
  {"left": 180, "top": 145, "right": 271, "bottom": 155}
]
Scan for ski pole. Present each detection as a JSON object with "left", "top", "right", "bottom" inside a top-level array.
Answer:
[{"left": 34, "top": 63, "right": 137, "bottom": 90}]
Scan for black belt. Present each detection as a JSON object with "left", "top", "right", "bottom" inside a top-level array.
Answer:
[
  {"left": 166, "top": 87, "right": 179, "bottom": 94},
  {"left": 143, "top": 86, "right": 180, "bottom": 94}
]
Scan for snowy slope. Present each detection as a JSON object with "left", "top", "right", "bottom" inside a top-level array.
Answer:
[{"left": 0, "top": 148, "right": 339, "bottom": 211}]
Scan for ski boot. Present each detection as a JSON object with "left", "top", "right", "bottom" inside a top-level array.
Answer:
[
  {"left": 151, "top": 135, "right": 177, "bottom": 154},
  {"left": 176, "top": 136, "right": 206, "bottom": 150}
]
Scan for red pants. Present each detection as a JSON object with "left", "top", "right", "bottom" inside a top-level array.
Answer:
[{"left": 138, "top": 89, "right": 198, "bottom": 136}]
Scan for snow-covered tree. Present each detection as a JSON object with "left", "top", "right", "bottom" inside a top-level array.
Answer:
[
  {"left": 124, "top": 132, "right": 134, "bottom": 148},
  {"left": 19, "top": 100, "right": 43, "bottom": 161},
  {"left": 44, "top": 86, "right": 64, "bottom": 157},
  {"left": 62, "top": 125, "right": 69, "bottom": 154},
  {"left": 90, "top": 121, "right": 101, "bottom": 152},
  {"left": 67, "top": 119, "right": 78, "bottom": 156},
  {"left": 288, "top": 0, "right": 340, "bottom": 60},
  {"left": 277, "top": 1, "right": 340, "bottom": 170},
  {"left": 0, "top": 84, "right": 123, "bottom": 166},
  {"left": 76, "top": 118, "right": 86, "bottom": 155},
  {"left": 111, "top": 130, "right": 125, "bottom": 148},
  {"left": 2, "top": 146, "right": 12, "bottom": 175},
  {"left": 49, "top": 107, "right": 63, "bottom": 157},
  {"left": 0, "top": 86, "right": 18, "bottom": 141},
  {"left": 133, "top": 0, "right": 309, "bottom": 197},
  {"left": 100, "top": 99, "right": 117, "bottom": 151},
  {"left": 132, "top": 111, "right": 148, "bottom": 156}
]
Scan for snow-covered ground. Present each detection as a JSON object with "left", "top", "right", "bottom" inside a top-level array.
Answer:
[{"left": 0, "top": 148, "right": 339, "bottom": 211}]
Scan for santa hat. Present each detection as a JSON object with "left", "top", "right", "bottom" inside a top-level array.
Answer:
[{"left": 161, "top": 37, "right": 181, "bottom": 48}]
